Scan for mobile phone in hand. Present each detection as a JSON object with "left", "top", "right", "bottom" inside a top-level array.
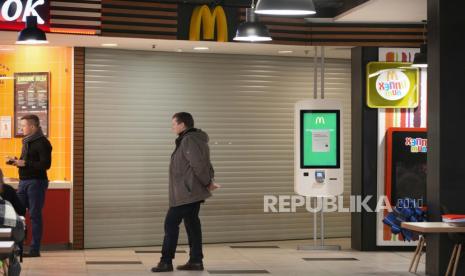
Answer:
[{"left": 5, "top": 156, "right": 16, "bottom": 165}]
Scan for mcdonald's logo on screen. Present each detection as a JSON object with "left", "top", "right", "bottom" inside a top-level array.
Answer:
[
  {"left": 315, "top": 117, "right": 325, "bottom": 125},
  {"left": 189, "top": 5, "right": 228, "bottom": 42}
]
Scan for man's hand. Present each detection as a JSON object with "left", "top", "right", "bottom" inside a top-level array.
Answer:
[
  {"left": 15, "top": 160, "right": 26, "bottom": 167},
  {"left": 208, "top": 183, "right": 221, "bottom": 191}
]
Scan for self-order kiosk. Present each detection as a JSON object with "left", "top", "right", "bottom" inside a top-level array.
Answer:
[{"left": 294, "top": 100, "right": 344, "bottom": 197}]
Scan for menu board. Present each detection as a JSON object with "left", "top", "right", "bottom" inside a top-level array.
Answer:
[{"left": 14, "top": 72, "right": 49, "bottom": 137}]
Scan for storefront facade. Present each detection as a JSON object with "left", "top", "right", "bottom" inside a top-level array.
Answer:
[
  {"left": 1, "top": 0, "right": 425, "bottom": 251},
  {"left": 0, "top": 45, "right": 73, "bottom": 247}
]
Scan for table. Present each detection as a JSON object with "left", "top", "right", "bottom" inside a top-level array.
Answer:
[
  {"left": 402, "top": 222, "right": 465, "bottom": 276},
  {"left": 402, "top": 222, "right": 465, "bottom": 233}
]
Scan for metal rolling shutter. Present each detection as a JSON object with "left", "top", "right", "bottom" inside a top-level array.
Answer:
[{"left": 84, "top": 48, "right": 351, "bottom": 248}]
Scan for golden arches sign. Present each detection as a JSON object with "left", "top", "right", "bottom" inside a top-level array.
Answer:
[{"left": 189, "top": 5, "right": 228, "bottom": 42}]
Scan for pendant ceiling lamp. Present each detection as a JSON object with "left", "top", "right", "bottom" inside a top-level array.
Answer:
[
  {"left": 16, "top": 16, "right": 48, "bottom": 45},
  {"left": 234, "top": 5, "right": 272, "bottom": 42},
  {"left": 255, "top": 0, "right": 316, "bottom": 16},
  {"left": 412, "top": 21, "right": 427, "bottom": 68}
]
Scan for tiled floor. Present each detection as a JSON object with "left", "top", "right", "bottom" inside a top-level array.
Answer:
[{"left": 20, "top": 238, "right": 425, "bottom": 276}]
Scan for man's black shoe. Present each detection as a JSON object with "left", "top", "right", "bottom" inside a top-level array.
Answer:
[
  {"left": 151, "top": 262, "right": 173, "bottom": 273},
  {"left": 24, "top": 250, "right": 41, "bottom": 258},
  {"left": 176, "top": 262, "right": 204, "bottom": 271}
]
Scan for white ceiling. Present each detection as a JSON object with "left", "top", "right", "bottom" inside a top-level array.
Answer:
[
  {"left": 335, "top": 0, "right": 426, "bottom": 23},
  {"left": 0, "top": 31, "right": 351, "bottom": 59}
]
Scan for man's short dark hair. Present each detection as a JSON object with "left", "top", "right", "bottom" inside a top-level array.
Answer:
[
  {"left": 173, "top": 112, "right": 194, "bottom": 129},
  {"left": 21, "top": 114, "right": 40, "bottom": 128}
]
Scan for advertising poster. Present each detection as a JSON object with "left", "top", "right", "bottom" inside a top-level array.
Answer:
[
  {"left": 0, "top": 116, "right": 11, "bottom": 138},
  {"left": 14, "top": 72, "right": 49, "bottom": 137}
]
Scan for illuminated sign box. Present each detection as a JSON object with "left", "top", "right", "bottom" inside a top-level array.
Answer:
[
  {"left": 0, "top": 0, "right": 50, "bottom": 31},
  {"left": 366, "top": 62, "right": 419, "bottom": 108},
  {"left": 189, "top": 5, "right": 228, "bottom": 42}
]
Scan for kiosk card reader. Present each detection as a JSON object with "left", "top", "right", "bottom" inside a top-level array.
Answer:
[
  {"left": 294, "top": 100, "right": 344, "bottom": 197},
  {"left": 315, "top": 170, "right": 325, "bottom": 184}
]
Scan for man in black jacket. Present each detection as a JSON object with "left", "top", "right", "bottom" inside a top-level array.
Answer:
[{"left": 7, "top": 114, "right": 52, "bottom": 257}]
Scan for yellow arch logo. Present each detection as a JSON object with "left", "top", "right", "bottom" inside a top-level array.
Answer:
[
  {"left": 189, "top": 5, "right": 228, "bottom": 42},
  {"left": 315, "top": 117, "right": 326, "bottom": 125},
  {"left": 387, "top": 70, "right": 399, "bottom": 81}
]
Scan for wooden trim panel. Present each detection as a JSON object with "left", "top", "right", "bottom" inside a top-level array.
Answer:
[{"left": 73, "top": 47, "right": 85, "bottom": 250}]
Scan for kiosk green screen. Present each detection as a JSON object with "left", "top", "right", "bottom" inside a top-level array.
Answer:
[{"left": 300, "top": 110, "right": 340, "bottom": 168}]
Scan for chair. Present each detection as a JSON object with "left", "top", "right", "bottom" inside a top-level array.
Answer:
[
  {"left": 445, "top": 233, "right": 464, "bottom": 276},
  {"left": 442, "top": 206, "right": 465, "bottom": 276},
  {"left": 16, "top": 217, "right": 25, "bottom": 263},
  {"left": 409, "top": 234, "right": 426, "bottom": 273}
]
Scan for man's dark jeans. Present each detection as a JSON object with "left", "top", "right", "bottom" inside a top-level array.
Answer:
[
  {"left": 161, "top": 201, "right": 203, "bottom": 264},
  {"left": 17, "top": 179, "right": 48, "bottom": 252}
]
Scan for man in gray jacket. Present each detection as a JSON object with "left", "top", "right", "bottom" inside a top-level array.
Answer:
[{"left": 152, "top": 112, "right": 219, "bottom": 273}]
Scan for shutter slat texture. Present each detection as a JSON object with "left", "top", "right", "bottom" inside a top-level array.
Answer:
[{"left": 84, "top": 48, "right": 351, "bottom": 248}]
